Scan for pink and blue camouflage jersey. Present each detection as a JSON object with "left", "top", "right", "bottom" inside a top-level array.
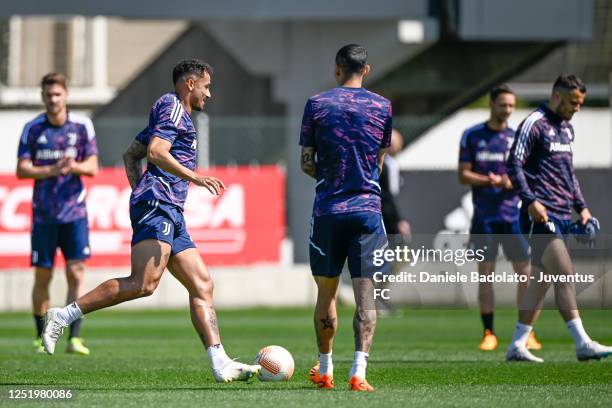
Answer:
[
  {"left": 459, "top": 123, "right": 519, "bottom": 222},
  {"left": 507, "top": 103, "right": 587, "bottom": 220},
  {"left": 299, "top": 87, "right": 392, "bottom": 217},
  {"left": 130, "top": 93, "right": 196, "bottom": 210},
  {"left": 17, "top": 112, "right": 98, "bottom": 224}
]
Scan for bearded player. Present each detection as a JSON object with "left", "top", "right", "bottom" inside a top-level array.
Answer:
[
  {"left": 506, "top": 75, "right": 612, "bottom": 362},
  {"left": 41, "top": 59, "right": 260, "bottom": 381}
]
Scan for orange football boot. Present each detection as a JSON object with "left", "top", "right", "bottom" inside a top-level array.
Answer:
[
  {"left": 479, "top": 329, "right": 498, "bottom": 351},
  {"left": 526, "top": 331, "right": 542, "bottom": 350},
  {"left": 309, "top": 363, "right": 334, "bottom": 389},
  {"left": 349, "top": 375, "right": 374, "bottom": 392}
]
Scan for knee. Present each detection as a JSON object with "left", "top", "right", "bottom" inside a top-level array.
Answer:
[
  {"left": 135, "top": 279, "right": 160, "bottom": 297},
  {"left": 193, "top": 276, "right": 214, "bottom": 299},
  {"left": 355, "top": 308, "right": 377, "bottom": 326}
]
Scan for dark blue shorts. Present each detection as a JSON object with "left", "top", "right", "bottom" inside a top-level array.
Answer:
[
  {"left": 309, "top": 211, "right": 388, "bottom": 279},
  {"left": 31, "top": 219, "right": 90, "bottom": 268},
  {"left": 519, "top": 211, "right": 572, "bottom": 267},
  {"left": 130, "top": 199, "right": 195, "bottom": 255},
  {"left": 469, "top": 217, "right": 530, "bottom": 262}
]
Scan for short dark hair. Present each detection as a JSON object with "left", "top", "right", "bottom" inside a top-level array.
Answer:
[
  {"left": 553, "top": 74, "right": 586, "bottom": 94},
  {"left": 489, "top": 84, "right": 514, "bottom": 101},
  {"left": 41, "top": 73, "right": 67, "bottom": 91},
  {"left": 335, "top": 44, "right": 368, "bottom": 76},
  {"left": 172, "top": 59, "right": 213, "bottom": 85}
]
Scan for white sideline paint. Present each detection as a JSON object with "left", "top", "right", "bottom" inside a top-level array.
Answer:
[{"left": 396, "top": 108, "right": 612, "bottom": 170}]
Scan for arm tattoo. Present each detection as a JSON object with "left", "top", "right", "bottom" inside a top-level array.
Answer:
[{"left": 123, "top": 140, "right": 147, "bottom": 189}]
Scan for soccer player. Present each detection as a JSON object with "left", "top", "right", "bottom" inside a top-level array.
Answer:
[
  {"left": 300, "top": 44, "right": 392, "bottom": 392},
  {"left": 505, "top": 74, "right": 612, "bottom": 362},
  {"left": 458, "top": 84, "right": 540, "bottom": 351},
  {"left": 17, "top": 73, "right": 98, "bottom": 355},
  {"left": 41, "top": 59, "right": 260, "bottom": 382}
]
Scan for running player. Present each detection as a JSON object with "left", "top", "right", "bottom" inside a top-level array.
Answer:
[
  {"left": 458, "top": 84, "right": 540, "bottom": 351},
  {"left": 17, "top": 73, "right": 98, "bottom": 355},
  {"left": 301, "top": 44, "right": 392, "bottom": 392},
  {"left": 505, "top": 74, "right": 612, "bottom": 362},
  {"left": 40, "top": 59, "right": 260, "bottom": 381}
]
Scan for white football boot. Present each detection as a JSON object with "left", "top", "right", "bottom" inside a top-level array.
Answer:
[
  {"left": 41, "top": 308, "right": 67, "bottom": 355},
  {"left": 506, "top": 345, "right": 544, "bottom": 363},
  {"left": 213, "top": 360, "right": 261, "bottom": 383},
  {"left": 576, "top": 341, "right": 612, "bottom": 361}
]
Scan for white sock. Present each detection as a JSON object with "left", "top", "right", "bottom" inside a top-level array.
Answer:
[
  {"left": 349, "top": 351, "right": 368, "bottom": 379},
  {"left": 207, "top": 344, "right": 232, "bottom": 371},
  {"left": 318, "top": 352, "right": 333, "bottom": 376},
  {"left": 510, "top": 322, "right": 532, "bottom": 348},
  {"left": 56, "top": 302, "right": 83, "bottom": 326},
  {"left": 567, "top": 318, "right": 592, "bottom": 347}
]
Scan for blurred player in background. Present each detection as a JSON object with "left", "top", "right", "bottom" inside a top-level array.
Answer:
[
  {"left": 506, "top": 74, "right": 612, "bottom": 362},
  {"left": 458, "top": 84, "right": 540, "bottom": 351},
  {"left": 16, "top": 73, "right": 98, "bottom": 355},
  {"left": 381, "top": 129, "right": 411, "bottom": 241},
  {"left": 300, "top": 44, "right": 392, "bottom": 392},
  {"left": 378, "top": 128, "right": 410, "bottom": 315},
  {"left": 41, "top": 59, "right": 260, "bottom": 382}
]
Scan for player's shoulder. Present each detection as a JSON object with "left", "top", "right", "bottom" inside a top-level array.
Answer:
[
  {"left": 362, "top": 88, "right": 391, "bottom": 106},
  {"left": 68, "top": 112, "right": 96, "bottom": 139},
  {"left": 20, "top": 113, "right": 46, "bottom": 141},
  {"left": 154, "top": 92, "right": 181, "bottom": 109},
  {"left": 461, "top": 122, "right": 486, "bottom": 142},
  {"left": 23, "top": 113, "right": 46, "bottom": 131},
  {"left": 68, "top": 112, "right": 93, "bottom": 127},
  {"left": 517, "top": 106, "right": 546, "bottom": 133}
]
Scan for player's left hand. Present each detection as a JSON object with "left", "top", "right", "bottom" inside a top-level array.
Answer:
[
  {"left": 488, "top": 172, "right": 504, "bottom": 188},
  {"left": 570, "top": 217, "right": 600, "bottom": 247},
  {"left": 194, "top": 175, "right": 226, "bottom": 195}
]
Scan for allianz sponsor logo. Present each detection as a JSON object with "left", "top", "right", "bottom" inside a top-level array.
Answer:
[
  {"left": 475, "top": 151, "right": 505, "bottom": 162},
  {"left": 549, "top": 142, "right": 572, "bottom": 153},
  {"left": 35, "top": 149, "right": 65, "bottom": 160}
]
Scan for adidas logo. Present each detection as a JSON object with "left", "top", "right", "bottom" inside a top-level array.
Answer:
[
  {"left": 548, "top": 128, "right": 555, "bottom": 137},
  {"left": 478, "top": 140, "right": 487, "bottom": 148},
  {"left": 37, "top": 134, "right": 48, "bottom": 144}
]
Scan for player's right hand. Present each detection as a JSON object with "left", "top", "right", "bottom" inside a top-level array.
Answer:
[
  {"left": 528, "top": 201, "right": 548, "bottom": 223},
  {"left": 194, "top": 175, "right": 226, "bottom": 195}
]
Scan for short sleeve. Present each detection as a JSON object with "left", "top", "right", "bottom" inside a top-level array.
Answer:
[
  {"left": 458, "top": 130, "right": 473, "bottom": 163},
  {"left": 381, "top": 103, "right": 393, "bottom": 148},
  {"left": 299, "top": 99, "right": 315, "bottom": 147},
  {"left": 17, "top": 124, "right": 33, "bottom": 160},
  {"left": 152, "top": 98, "right": 183, "bottom": 144},
  {"left": 135, "top": 127, "right": 150, "bottom": 145},
  {"left": 82, "top": 117, "right": 98, "bottom": 157}
]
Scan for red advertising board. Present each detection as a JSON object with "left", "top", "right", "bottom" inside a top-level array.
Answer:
[{"left": 0, "top": 166, "right": 285, "bottom": 268}]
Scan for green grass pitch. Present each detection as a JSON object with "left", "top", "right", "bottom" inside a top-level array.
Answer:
[{"left": 1, "top": 307, "right": 611, "bottom": 407}]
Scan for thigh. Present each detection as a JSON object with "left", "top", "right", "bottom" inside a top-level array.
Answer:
[
  {"left": 130, "top": 239, "right": 172, "bottom": 285},
  {"left": 170, "top": 210, "right": 196, "bottom": 256},
  {"left": 58, "top": 219, "right": 91, "bottom": 262},
  {"left": 529, "top": 217, "right": 564, "bottom": 268},
  {"left": 309, "top": 215, "right": 348, "bottom": 278},
  {"left": 500, "top": 220, "right": 530, "bottom": 262},
  {"left": 167, "top": 248, "right": 210, "bottom": 290},
  {"left": 469, "top": 218, "right": 499, "bottom": 262},
  {"left": 347, "top": 212, "right": 388, "bottom": 279},
  {"left": 31, "top": 223, "right": 59, "bottom": 268}
]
